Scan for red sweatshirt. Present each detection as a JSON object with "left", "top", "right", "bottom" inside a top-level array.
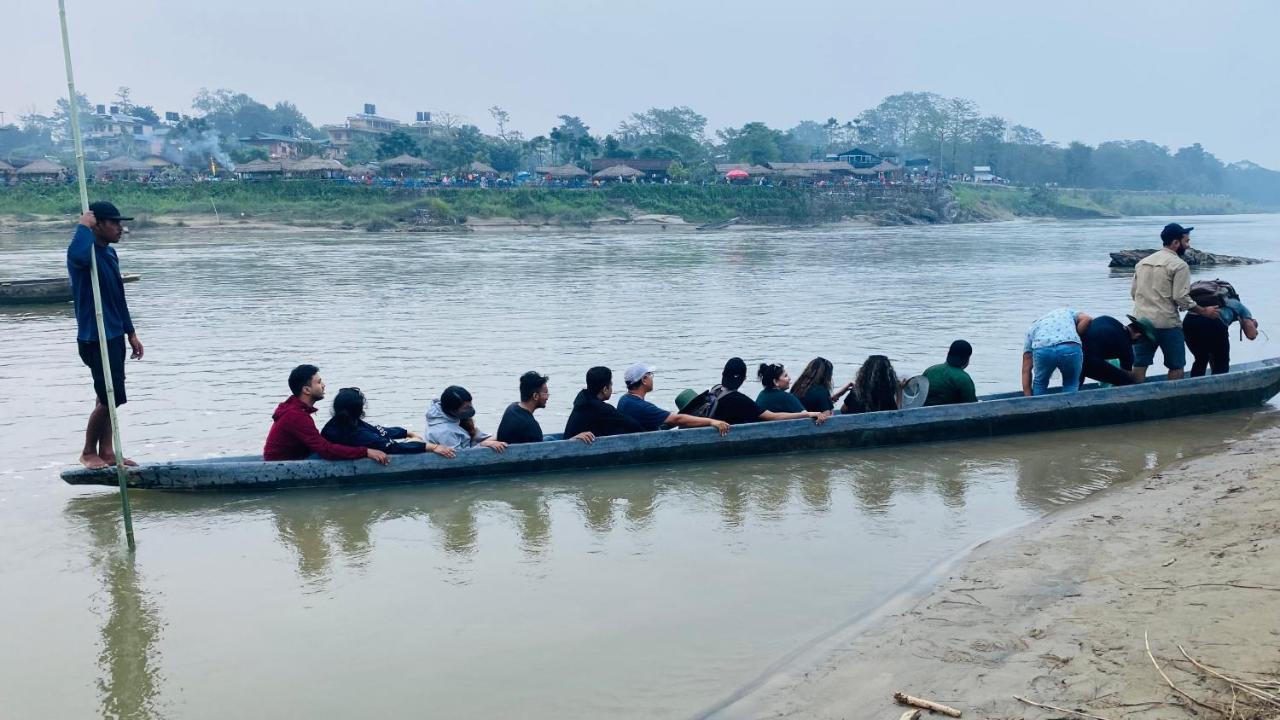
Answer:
[{"left": 263, "top": 395, "right": 368, "bottom": 461}]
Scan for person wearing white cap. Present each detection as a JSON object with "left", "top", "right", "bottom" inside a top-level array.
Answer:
[{"left": 617, "top": 363, "right": 731, "bottom": 435}]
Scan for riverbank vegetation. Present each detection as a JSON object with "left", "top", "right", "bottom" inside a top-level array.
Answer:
[{"left": 0, "top": 182, "right": 1258, "bottom": 231}]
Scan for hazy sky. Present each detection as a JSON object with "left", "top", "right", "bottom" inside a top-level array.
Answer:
[{"left": 6, "top": 0, "right": 1277, "bottom": 167}]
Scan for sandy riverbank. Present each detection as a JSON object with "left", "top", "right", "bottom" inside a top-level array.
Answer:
[{"left": 717, "top": 421, "right": 1280, "bottom": 720}]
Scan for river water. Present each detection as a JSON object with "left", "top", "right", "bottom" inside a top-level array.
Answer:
[{"left": 1, "top": 214, "right": 1277, "bottom": 719}]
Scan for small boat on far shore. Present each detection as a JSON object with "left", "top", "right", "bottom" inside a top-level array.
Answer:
[
  {"left": 61, "top": 358, "right": 1280, "bottom": 492},
  {"left": 0, "top": 273, "right": 140, "bottom": 305}
]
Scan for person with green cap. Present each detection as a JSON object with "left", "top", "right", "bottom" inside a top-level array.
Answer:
[{"left": 1078, "top": 315, "right": 1152, "bottom": 387}]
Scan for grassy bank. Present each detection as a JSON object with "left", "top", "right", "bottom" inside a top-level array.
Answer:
[
  {"left": 0, "top": 181, "right": 1261, "bottom": 230},
  {"left": 952, "top": 184, "right": 1255, "bottom": 221}
]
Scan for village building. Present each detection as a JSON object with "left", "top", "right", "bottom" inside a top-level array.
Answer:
[
  {"left": 238, "top": 132, "right": 309, "bottom": 160},
  {"left": 832, "top": 147, "right": 884, "bottom": 169},
  {"left": 321, "top": 103, "right": 402, "bottom": 160},
  {"left": 15, "top": 158, "right": 68, "bottom": 182},
  {"left": 973, "top": 165, "right": 996, "bottom": 183},
  {"left": 82, "top": 105, "right": 171, "bottom": 158},
  {"left": 715, "top": 163, "right": 774, "bottom": 178}
]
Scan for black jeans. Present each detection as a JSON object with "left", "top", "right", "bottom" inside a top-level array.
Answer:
[{"left": 1183, "top": 313, "right": 1230, "bottom": 377}]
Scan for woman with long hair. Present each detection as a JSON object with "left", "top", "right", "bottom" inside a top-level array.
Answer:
[
  {"left": 790, "top": 356, "right": 854, "bottom": 412},
  {"left": 840, "top": 355, "right": 901, "bottom": 414},
  {"left": 322, "top": 387, "right": 455, "bottom": 457}
]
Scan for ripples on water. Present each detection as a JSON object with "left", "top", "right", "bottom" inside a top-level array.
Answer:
[{"left": 1, "top": 215, "right": 1277, "bottom": 718}]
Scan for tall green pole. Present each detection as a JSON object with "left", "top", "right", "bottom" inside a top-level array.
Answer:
[{"left": 59, "top": 0, "right": 136, "bottom": 550}]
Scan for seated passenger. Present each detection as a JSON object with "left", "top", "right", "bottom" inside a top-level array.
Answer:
[
  {"left": 841, "top": 355, "right": 902, "bottom": 414},
  {"left": 565, "top": 366, "right": 645, "bottom": 438},
  {"left": 425, "top": 385, "right": 507, "bottom": 453},
  {"left": 263, "top": 364, "right": 389, "bottom": 464},
  {"left": 705, "top": 357, "right": 827, "bottom": 425},
  {"left": 322, "top": 387, "right": 456, "bottom": 457},
  {"left": 1079, "top": 315, "right": 1150, "bottom": 387},
  {"left": 755, "top": 363, "right": 807, "bottom": 412},
  {"left": 920, "top": 340, "right": 977, "bottom": 405},
  {"left": 498, "top": 371, "right": 594, "bottom": 444},
  {"left": 789, "top": 357, "right": 854, "bottom": 413},
  {"left": 616, "top": 363, "right": 730, "bottom": 435}
]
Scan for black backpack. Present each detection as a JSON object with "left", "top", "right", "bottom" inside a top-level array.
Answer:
[
  {"left": 682, "top": 384, "right": 733, "bottom": 418},
  {"left": 1190, "top": 279, "right": 1240, "bottom": 308}
]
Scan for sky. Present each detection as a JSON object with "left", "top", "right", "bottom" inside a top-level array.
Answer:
[{"left": 5, "top": 0, "right": 1277, "bottom": 167}]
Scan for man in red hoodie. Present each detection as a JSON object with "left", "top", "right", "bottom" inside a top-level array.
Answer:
[{"left": 263, "top": 364, "right": 390, "bottom": 464}]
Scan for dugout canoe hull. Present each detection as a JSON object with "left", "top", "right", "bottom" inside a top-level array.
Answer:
[
  {"left": 61, "top": 358, "right": 1280, "bottom": 491},
  {"left": 0, "top": 273, "right": 140, "bottom": 305}
]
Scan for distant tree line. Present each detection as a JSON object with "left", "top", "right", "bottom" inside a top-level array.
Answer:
[{"left": 2, "top": 87, "right": 1277, "bottom": 204}]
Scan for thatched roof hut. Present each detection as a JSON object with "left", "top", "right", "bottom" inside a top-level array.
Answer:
[
  {"left": 467, "top": 161, "right": 498, "bottom": 175},
  {"left": 285, "top": 156, "right": 346, "bottom": 177},
  {"left": 16, "top": 158, "right": 67, "bottom": 178},
  {"left": 592, "top": 164, "right": 645, "bottom": 180},
  {"left": 382, "top": 154, "right": 433, "bottom": 169},
  {"left": 538, "top": 163, "right": 588, "bottom": 179},
  {"left": 0, "top": 160, "right": 15, "bottom": 172},
  {"left": 141, "top": 155, "right": 175, "bottom": 169},
  {"left": 95, "top": 156, "right": 152, "bottom": 179},
  {"left": 715, "top": 163, "right": 773, "bottom": 176},
  {"left": 235, "top": 159, "right": 285, "bottom": 177}
]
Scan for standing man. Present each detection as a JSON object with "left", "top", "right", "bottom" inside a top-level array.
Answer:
[
  {"left": 68, "top": 202, "right": 143, "bottom": 468},
  {"left": 1131, "top": 223, "right": 1220, "bottom": 381}
]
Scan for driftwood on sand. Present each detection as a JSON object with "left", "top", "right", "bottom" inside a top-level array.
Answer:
[{"left": 893, "top": 692, "right": 961, "bottom": 717}]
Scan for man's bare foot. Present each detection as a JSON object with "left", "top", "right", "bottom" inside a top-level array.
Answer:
[
  {"left": 100, "top": 455, "right": 139, "bottom": 467},
  {"left": 79, "top": 453, "right": 108, "bottom": 469}
]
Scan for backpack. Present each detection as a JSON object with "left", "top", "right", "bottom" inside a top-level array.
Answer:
[
  {"left": 1190, "top": 279, "right": 1240, "bottom": 308},
  {"left": 682, "top": 384, "right": 734, "bottom": 418}
]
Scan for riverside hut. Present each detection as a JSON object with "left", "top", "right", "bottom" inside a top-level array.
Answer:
[
  {"left": 94, "top": 156, "right": 153, "bottom": 181},
  {"left": 538, "top": 163, "right": 589, "bottom": 180},
  {"left": 285, "top": 156, "right": 346, "bottom": 179},
  {"left": 16, "top": 158, "right": 68, "bottom": 182},
  {"left": 234, "top": 159, "right": 285, "bottom": 179},
  {"left": 715, "top": 163, "right": 774, "bottom": 178},
  {"left": 592, "top": 164, "right": 645, "bottom": 182},
  {"left": 381, "top": 154, "right": 433, "bottom": 177},
  {"left": 467, "top": 161, "right": 498, "bottom": 176}
]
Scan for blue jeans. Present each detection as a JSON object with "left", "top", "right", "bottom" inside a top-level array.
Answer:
[
  {"left": 1133, "top": 326, "right": 1187, "bottom": 370},
  {"left": 1032, "top": 343, "right": 1083, "bottom": 395}
]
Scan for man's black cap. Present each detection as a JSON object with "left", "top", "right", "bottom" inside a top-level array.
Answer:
[
  {"left": 1160, "top": 222, "right": 1193, "bottom": 242},
  {"left": 89, "top": 201, "right": 133, "bottom": 222}
]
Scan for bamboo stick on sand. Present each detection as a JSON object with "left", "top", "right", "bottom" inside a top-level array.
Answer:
[{"left": 893, "top": 692, "right": 962, "bottom": 717}]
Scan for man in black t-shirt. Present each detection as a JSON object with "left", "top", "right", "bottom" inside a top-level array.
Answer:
[
  {"left": 1079, "top": 315, "right": 1149, "bottom": 387},
  {"left": 710, "top": 357, "right": 828, "bottom": 425},
  {"left": 497, "top": 371, "right": 595, "bottom": 444}
]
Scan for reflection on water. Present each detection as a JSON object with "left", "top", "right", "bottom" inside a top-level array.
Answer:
[
  {"left": 77, "top": 501, "right": 165, "bottom": 720},
  {"left": 51, "top": 409, "right": 1278, "bottom": 719}
]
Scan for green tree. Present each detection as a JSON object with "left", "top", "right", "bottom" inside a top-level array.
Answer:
[
  {"left": 717, "top": 122, "right": 784, "bottom": 165},
  {"left": 1063, "top": 141, "right": 1094, "bottom": 187},
  {"left": 602, "top": 135, "right": 634, "bottom": 158},
  {"left": 377, "top": 128, "right": 420, "bottom": 159},
  {"left": 52, "top": 92, "right": 95, "bottom": 142}
]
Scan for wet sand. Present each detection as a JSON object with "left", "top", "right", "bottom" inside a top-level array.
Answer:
[{"left": 722, "top": 424, "right": 1280, "bottom": 720}]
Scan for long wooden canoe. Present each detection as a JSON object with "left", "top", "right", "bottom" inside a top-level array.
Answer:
[
  {"left": 61, "top": 357, "right": 1280, "bottom": 491},
  {"left": 0, "top": 273, "right": 140, "bottom": 305}
]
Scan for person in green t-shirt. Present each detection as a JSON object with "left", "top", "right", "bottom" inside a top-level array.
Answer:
[
  {"left": 921, "top": 340, "right": 977, "bottom": 406},
  {"left": 755, "top": 362, "right": 812, "bottom": 413}
]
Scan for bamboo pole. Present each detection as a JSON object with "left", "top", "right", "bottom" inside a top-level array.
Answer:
[{"left": 59, "top": 0, "right": 136, "bottom": 550}]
